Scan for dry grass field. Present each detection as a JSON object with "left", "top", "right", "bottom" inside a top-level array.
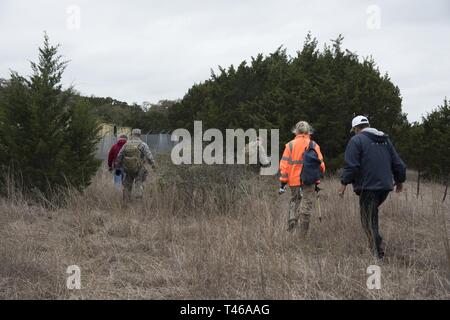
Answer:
[{"left": 0, "top": 156, "right": 449, "bottom": 299}]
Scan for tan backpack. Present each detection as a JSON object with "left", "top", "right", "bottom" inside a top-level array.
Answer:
[{"left": 122, "top": 141, "right": 142, "bottom": 175}]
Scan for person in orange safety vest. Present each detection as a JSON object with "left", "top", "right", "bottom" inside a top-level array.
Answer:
[{"left": 279, "top": 121, "right": 326, "bottom": 235}]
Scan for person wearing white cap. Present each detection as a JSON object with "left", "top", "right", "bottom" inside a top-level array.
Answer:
[
  {"left": 350, "top": 115, "right": 370, "bottom": 132},
  {"left": 339, "top": 115, "right": 406, "bottom": 259}
]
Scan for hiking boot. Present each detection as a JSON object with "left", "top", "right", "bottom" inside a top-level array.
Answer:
[
  {"left": 287, "top": 219, "right": 298, "bottom": 233},
  {"left": 376, "top": 247, "right": 385, "bottom": 260},
  {"left": 300, "top": 220, "right": 310, "bottom": 238}
]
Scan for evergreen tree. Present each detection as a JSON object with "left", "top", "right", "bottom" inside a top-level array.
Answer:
[
  {"left": 0, "top": 34, "right": 100, "bottom": 198},
  {"left": 422, "top": 99, "right": 450, "bottom": 179},
  {"left": 169, "top": 34, "right": 408, "bottom": 170},
  {"left": 400, "top": 122, "right": 425, "bottom": 196},
  {"left": 401, "top": 122, "right": 425, "bottom": 173}
]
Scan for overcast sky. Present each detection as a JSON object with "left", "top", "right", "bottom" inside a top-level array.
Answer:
[{"left": 1, "top": 0, "right": 449, "bottom": 122}]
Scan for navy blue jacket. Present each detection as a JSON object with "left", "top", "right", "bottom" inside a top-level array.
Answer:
[{"left": 341, "top": 128, "right": 406, "bottom": 194}]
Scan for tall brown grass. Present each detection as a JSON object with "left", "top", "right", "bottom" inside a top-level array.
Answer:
[{"left": 0, "top": 156, "right": 449, "bottom": 299}]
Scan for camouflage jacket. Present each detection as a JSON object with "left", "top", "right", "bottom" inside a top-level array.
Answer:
[{"left": 116, "top": 137, "right": 155, "bottom": 168}]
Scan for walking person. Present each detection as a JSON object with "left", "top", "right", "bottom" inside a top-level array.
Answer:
[
  {"left": 116, "top": 129, "right": 156, "bottom": 204},
  {"left": 339, "top": 116, "right": 406, "bottom": 259},
  {"left": 108, "top": 134, "right": 128, "bottom": 189},
  {"left": 279, "top": 121, "right": 326, "bottom": 236},
  {"left": 244, "top": 137, "right": 271, "bottom": 175}
]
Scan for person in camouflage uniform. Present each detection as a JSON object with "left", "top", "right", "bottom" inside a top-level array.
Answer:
[
  {"left": 244, "top": 137, "right": 271, "bottom": 175},
  {"left": 116, "top": 128, "right": 156, "bottom": 203}
]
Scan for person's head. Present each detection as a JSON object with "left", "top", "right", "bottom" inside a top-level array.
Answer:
[
  {"left": 131, "top": 128, "right": 142, "bottom": 138},
  {"left": 292, "top": 121, "right": 313, "bottom": 135},
  {"left": 118, "top": 133, "right": 128, "bottom": 140},
  {"left": 350, "top": 116, "right": 370, "bottom": 134},
  {"left": 255, "top": 136, "right": 265, "bottom": 145}
]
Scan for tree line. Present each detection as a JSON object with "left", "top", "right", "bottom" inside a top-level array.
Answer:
[
  {"left": 0, "top": 33, "right": 448, "bottom": 199},
  {"left": 167, "top": 34, "right": 449, "bottom": 185}
]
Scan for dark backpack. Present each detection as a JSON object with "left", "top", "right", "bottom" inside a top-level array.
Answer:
[{"left": 300, "top": 141, "right": 323, "bottom": 186}]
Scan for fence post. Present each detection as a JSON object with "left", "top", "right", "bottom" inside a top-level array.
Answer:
[
  {"left": 443, "top": 174, "right": 449, "bottom": 203},
  {"left": 416, "top": 170, "right": 421, "bottom": 198}
]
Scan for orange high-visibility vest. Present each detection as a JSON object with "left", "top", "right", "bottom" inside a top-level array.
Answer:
[{"left": 279, "top": 134, "right": 326, "bottom": 187}]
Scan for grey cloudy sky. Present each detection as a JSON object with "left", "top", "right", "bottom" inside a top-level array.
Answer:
[{"left": 1, "top": 0, "right": 449, "bottom": 122}]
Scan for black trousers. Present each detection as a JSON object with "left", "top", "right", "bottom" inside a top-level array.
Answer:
[{"left": 358, "top": 190, "right": 390, "bottom": 258}]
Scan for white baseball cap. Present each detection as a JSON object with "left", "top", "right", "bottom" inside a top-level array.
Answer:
[{"left": 350, "top": 116, "right": 369, "bottom": 132}]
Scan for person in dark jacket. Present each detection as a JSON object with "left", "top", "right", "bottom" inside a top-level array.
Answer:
[
  {"left": 339, "top": 116, "right": 406, "bottom": 259},
  {"left": 108, "top": 134, "right": 128, "bottom": 187}
]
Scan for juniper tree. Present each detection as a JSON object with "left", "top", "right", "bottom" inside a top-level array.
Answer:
[
  {"left": 168, "top": 34, "right": 408, "bottom": 170},
  {"left": 401, "top": 122, "right": 425, "bottom": 197},
  {"left": 0, "top": 34, "right": 100, "bottom": 198},
  {"left": 422, "top": 99, "right": 450, "bottom": 200}
]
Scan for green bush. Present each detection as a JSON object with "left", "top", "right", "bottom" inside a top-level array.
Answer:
[{"left": 0, "top": 34, "right": 101, "bottom": 200}]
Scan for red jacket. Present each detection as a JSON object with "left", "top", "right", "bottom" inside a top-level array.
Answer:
[{"left": 108, "top": 138, "right": 127, "bottom": 169}]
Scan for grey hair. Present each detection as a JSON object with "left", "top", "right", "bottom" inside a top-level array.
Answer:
[{"left": 292, "top": 121, "right": 313, "bottom": 134}]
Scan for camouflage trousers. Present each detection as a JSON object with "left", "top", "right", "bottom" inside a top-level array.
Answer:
[
  {"left": 288, "top": 185, "right": 316, "bottom": 234},
  {"left": 123, "top": 168, "right": 148, "bottom": 203}
]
